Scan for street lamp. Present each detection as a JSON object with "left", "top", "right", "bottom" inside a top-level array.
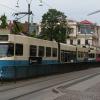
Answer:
[{"left": 56, "top": 22, "right": 61, "bottom": 62}]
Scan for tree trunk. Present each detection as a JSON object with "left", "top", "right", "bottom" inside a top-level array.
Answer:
[{"left": 58, "top": 41, "right": 61, "bottom": 62}]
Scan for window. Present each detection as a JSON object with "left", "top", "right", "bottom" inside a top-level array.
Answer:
[
  {"left": 30, "top": 45, "right": 37, "bottom": 56},
  {"left": 78, "top": 26, "right": 81, "bottom": 33},
  {"left": 70, "top": 39, "right": 73, "bottom": 45},
  {"left": 38, "top": 46, "right": 44, "bottom": 57},
  {"left": 7, "top": 43, "right": 14, "bottom": 57},
  {"left": 69, "top": 28, "right": 74, "bottom": 34},
  {"left": 89, "top": 53, "right": 95, "bottom": 58},
  {"left": 78, "top": 52, "right": 83, "bottom": 58},
  {"left": 0, "top": 35, "right": 8, "bottom": 41},
  {"left": 79, "top": 25, "right": 95, "bottom": 34},
  {"left": 0, "top": 43, "right": 14, "bottom": 57},
  {"left": 85, "top": 40, "right": 88, "bottom": 45},
  {"left": 97, "top": 54, "right": 100, "bottom": 58},
  {"left": 77, "top": 39, "right": 80, "bottom": 45},
  {"left": 46, "top": 47, "right": 51, "bottom": 57},
  {"left": 52, "top": 48, "right": 57, "bottom": 57},
  {"left": 15, "top": 44, "right": 23, "bottom": 56}
]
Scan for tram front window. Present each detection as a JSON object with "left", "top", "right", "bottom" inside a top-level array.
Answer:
[{"left": 0, "top": 43, "right": 14, "bottom": 57}]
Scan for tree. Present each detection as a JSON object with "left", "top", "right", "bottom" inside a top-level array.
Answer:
[
  {"left": 0, "top": 14, "right": 8, "bottom": 29},
  {"left": 11, "top": 21, "right": 22, "bottom": 34},
  {"left": 41, "top": 9, "right": 68, "bottom": 62}
]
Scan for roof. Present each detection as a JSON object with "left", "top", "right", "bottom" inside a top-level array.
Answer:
[{"left": 80, "top": 20, "right": 93, "bottom": 25}]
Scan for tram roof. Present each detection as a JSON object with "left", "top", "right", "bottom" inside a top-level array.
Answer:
[{"left": 0, "top": 29, "right": 10, "bottom": 35}]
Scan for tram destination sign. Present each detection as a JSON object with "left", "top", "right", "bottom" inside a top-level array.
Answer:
[{"left": 0, "top": 35, "right": 8, "bottom": 41}]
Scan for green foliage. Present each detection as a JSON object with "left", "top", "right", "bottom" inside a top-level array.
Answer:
[
  {"left": 30, "top": 32, "right": 37, "bottom": 37},
  {"left": 11, "top": 21, "right": 22, "bottom": 34},
  {"left": 41, "top": 9, "right": 67, "bottom": 43},
  {"left": 0, "top": 14, "right": 8, "bottom": 29},
  {"left": 41, "top": 9, "right": 68, "bottom": 62}
]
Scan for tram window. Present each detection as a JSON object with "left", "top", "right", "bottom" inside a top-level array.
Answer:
[
  {"left": 15, "top": 44, "right": 23, "bottom": 56},
  {"left": 0, "top": 43, "right": 14, "bottom": 57},
  {"left": 89, "top": 53, "right": 95, "bottom": 58},
  {"left": 78, "top": 52, "right": 81, "bottom": 58},
  {"left": 80, "top": 52, "right": 83, "bottom": 58},
  {"left": 92, "top": 54, "right": 95, "bottom": 58},
  {"left": 38, "top": 46, "right": 44, "bottom": 57},
  {"left": 89, "top": 54, "right": 91, "bottom": 58},
  {"left": 89, "top": 53, "right": 94, "bottom": 58},
  {"left": 7, "top": 43, "right": 14, "bottom": 56},
  {"left": 97, "top": 54, "right": 100, "bottom": 57},
  {"left": 46, "top": 47, "right": 51, "bottom": 57},
  {"left": 30, "top": 45, "right": 37, "bottom": 56},
  {"left": 52, "top": 48, "right": 57, "bottom": 57}
]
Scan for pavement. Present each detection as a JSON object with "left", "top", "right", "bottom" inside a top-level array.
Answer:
[
  {"left": 15, "top": 69, "right": 100, "bottom": 100},
  {"left": 55, "top": 75, "right": 100, "bottom": 100},
  {"left": 0, "top": 68, "right": 100, "bottom": 100}
]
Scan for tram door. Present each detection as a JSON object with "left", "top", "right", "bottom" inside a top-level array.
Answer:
[
  {"left": 64, "top": 52, "right": 71, "bottom": 62},
  {"left": 61, "top": 51, "right": 75, "bottom": 62},
  {"left": 61, "top": 51, "right": 65, "bottom": 62},
  {"left": 61, "top": 51, "right": 70, "bottom": 62}
]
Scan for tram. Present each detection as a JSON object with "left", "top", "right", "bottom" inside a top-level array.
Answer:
[{"left": 0, "top": 34, "right": 96, "bottom": 79}]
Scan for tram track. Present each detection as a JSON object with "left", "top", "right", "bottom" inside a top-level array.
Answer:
[
  {"left": 0, "top": 68, "right": 99, "bottom": 100},
  {"left": 8, "top": 72, "right": 100, "bottom": 100}
]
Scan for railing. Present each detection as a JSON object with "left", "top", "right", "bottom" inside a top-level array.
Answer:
[{"left": 0, "top": 62, "right": 100, "bottom": 83}]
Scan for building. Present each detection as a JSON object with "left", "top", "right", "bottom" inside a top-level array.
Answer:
[
  {"left": 7, "top": 21, "right": 40, "bottom": 36},
  {"left": 66, "top": 19, "right": 100, "bottom": 47},
  {"left": 22, "top": 22, "right": 40, "bottom": 35},
  {"left": 66, "top": 19, "right": 100, "bottom": 60},
  {"left": 5, "top": 19, "right": 100, "bottom": 51},
  {"left": 66, "top": 19, "right": 77, "bottom": 45}
]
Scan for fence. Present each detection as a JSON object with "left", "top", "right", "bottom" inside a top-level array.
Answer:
[{"left": 0, "top": 62, "right": 100, "bottom": 83}]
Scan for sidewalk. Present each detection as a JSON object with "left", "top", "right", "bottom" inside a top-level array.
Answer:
[{"left": 55, "top": 76, "right": 100, "bottom": 100}]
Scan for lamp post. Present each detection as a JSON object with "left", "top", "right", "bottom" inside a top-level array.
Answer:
[
  {"left": 15, "top": 0, "right": 33, "bottom": 34},
  {"left": 57, "top": 22, "right": 61, "bottom": 62}
]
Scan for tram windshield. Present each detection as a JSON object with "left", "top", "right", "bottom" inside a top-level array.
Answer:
[{"left": 0, "top": 43, "right": 14, "bottom": 57}]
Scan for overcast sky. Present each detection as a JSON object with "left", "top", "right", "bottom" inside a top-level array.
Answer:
[{"left": 0, "top": 0, "right": 100, "bottom": 24}]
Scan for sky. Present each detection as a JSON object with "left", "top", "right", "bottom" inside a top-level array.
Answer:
[{"left": 0, "top": 0, "right": 100, "bottom": 24}]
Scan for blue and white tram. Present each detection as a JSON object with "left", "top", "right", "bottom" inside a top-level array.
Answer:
[
  {"left": 0, "top": 34, "right": 59, "bottom": 79},
  {"left": 0, "top": 34, "right": 90, "bottom": 79},
  {"left": 0, "top": 34, "right": 78, "bottom": 65}
]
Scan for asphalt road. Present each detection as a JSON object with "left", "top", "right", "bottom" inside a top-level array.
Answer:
[{"left": 0, "top": 68, "right": 100, "bottom": 100}]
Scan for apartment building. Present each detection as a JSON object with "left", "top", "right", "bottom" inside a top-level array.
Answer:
[{"left": 67, "top": 20, "right": 99, "bottom": 47}]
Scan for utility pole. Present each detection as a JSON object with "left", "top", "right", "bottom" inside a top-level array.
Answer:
[
  {"left": 14, "top": 0, "right": 43, "bottom": 34},
  {"left": 28, "top": 3, "right": 31, "bottom": 33},
  {"left": 14, "top": 9, "right": 32, "bottom": 34},
  {"left": 14, "top": 0, "right": 32, "bottom": 34}
]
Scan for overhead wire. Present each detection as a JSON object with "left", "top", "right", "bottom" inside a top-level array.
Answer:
[
  {"left": 88, "top": 10, "right": 100, "bottom": 16},
  {"left": 0, "top": 3, "right": 17, "bottom": 11}
]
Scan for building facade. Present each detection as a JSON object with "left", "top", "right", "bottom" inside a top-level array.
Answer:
[
  {"left": 67, "top": 20, "right": 100, "bottom": 47},
  {"left": 66, "top": 19, "right": 100, "bottom": 61}
]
